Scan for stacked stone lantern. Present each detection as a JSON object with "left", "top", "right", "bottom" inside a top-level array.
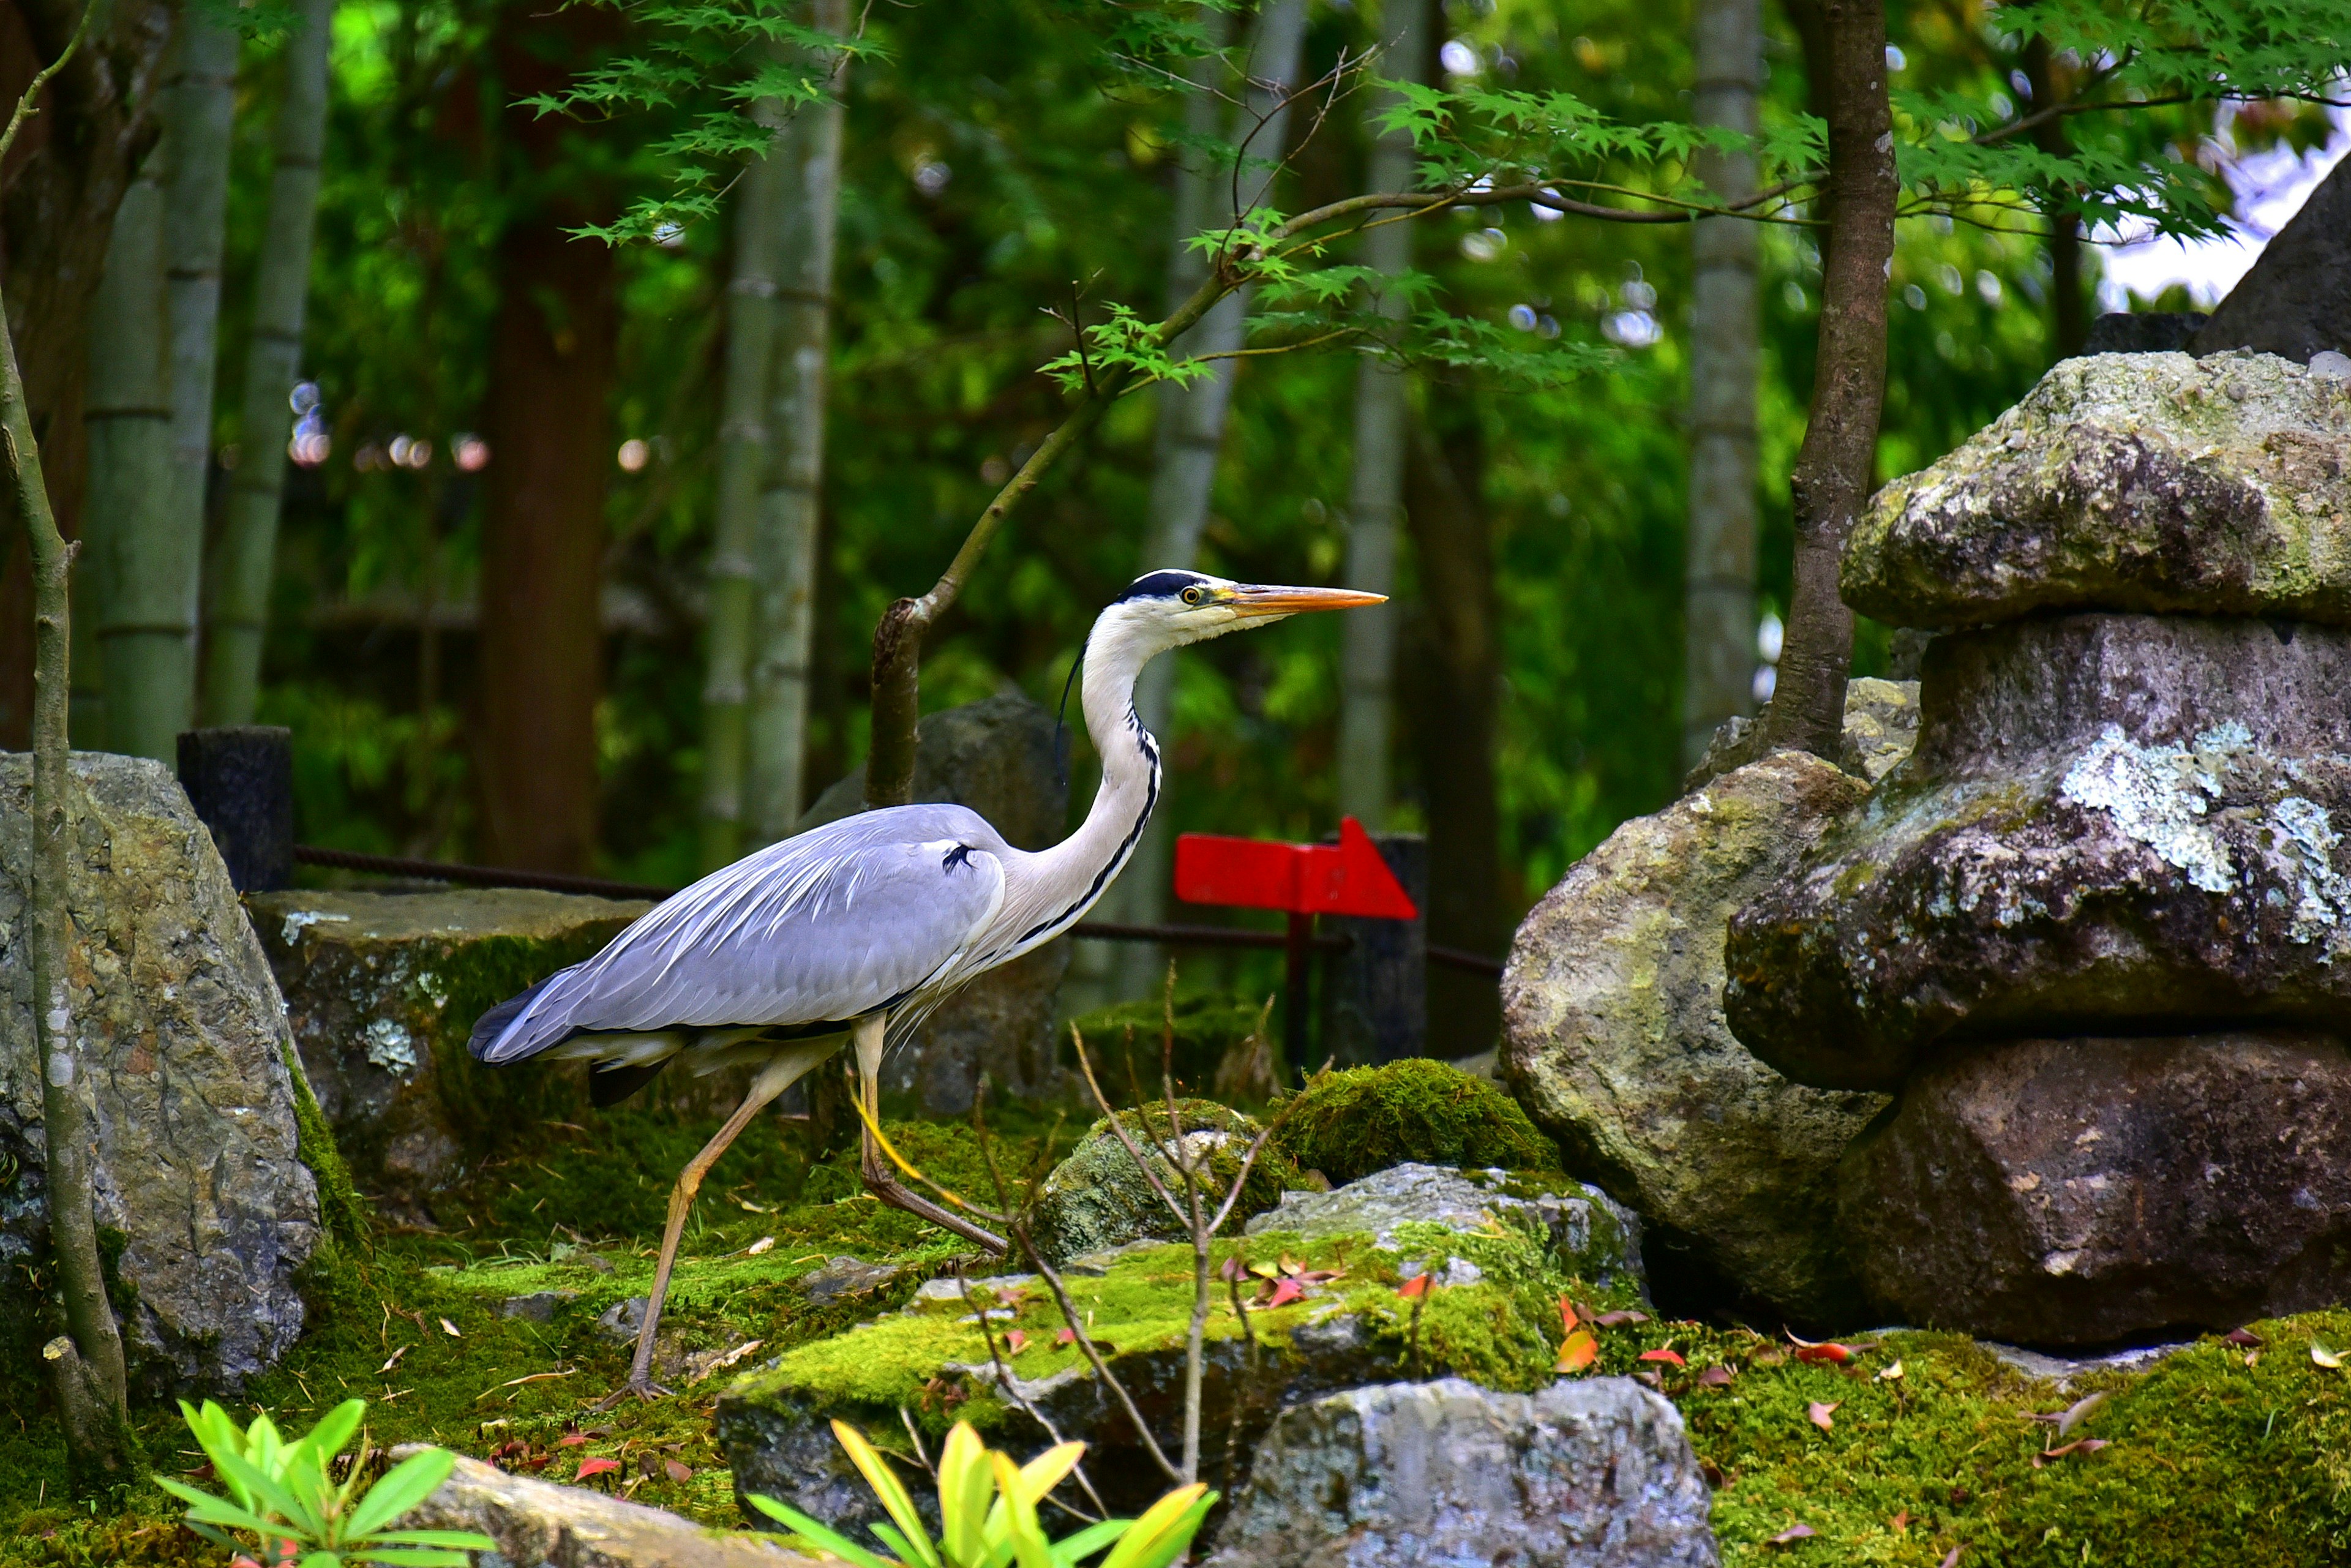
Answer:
[{"left": 1723, "top": 349, "right": 2351, "bottom": 1346}]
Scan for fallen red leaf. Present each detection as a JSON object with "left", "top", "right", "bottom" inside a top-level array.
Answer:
[
  {"left": 1939, "top": 1551, "right": 1962, "bottom": 1568},
  {"left": 1397, "top": 1274, "right": 1431, "bottom": 1300},
  {"left": 1559, "top": 1296, "right": 1580, "bottom": 1335},
  {"left": 1793, "top": 1343, "right": 1854, "bottom": 1366},
  {"left": 1698, "top": 1365, "right": 1734, "bottom": 1387},
  {"left": 1807, "top": 1401, "right": 1839, "bottom": 1431},
  {"left": 1003, "top": 1329, "right": 1029, "bottom": 1354},
  {"left": 1218, "top": 1256, "right": 1247, "bottom": 1283},
  {"left": 2031, "top": 1438, "right": 2110, "bottom": 1468},
  {"left": 1056, "top": 1327, "right": 1076, "bottom": 1346},
  {"left": 2226, "top": 1327, "right": 2265, "bottom": 1348},
  {"left": 665, "top": 1459, "right": 692, "bottom": 1484},
  {"left": 1639, "top": 1348, "right": 1687, "bottom": 1367},
  {"left": 557, "top": 1434, "right": 588, "bottom": 1448},
  {"left": 1556, "top": 1330, "right": 1599, "bottom": 1373},
  {"left": 1264, "top": 1277, "right": 1305, "bottom": 1310},
  {"left": 577, "top": 1457, "right": 621, "bottom": 1481},
  {"left": 1769, "top": 1523, "right": 1817, "bottom": 1545},
  {"left": 1889, "top": 1510, "right": 1910, "bottom": 1532}
]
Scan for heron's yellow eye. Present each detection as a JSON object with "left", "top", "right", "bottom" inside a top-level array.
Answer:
[{"left": 1180, "top": 586, "right": 1204, "bottom": 606}]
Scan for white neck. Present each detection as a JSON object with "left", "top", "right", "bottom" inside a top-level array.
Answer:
[{"left": 988, "top": 606, "right": 1165, "bottom": 953}]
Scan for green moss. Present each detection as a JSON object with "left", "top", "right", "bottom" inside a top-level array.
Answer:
[
  {"left": 1269, "top": 1059, "right": 1558, "bottom": 1185},
  {"left": 278, "top": 1035, "right": 370, "bottom": 1252},
  {"left": 1067, "top": 994, "right": 1274, "bottom": 1098}
]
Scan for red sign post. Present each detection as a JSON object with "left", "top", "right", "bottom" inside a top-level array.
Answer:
[{"left": 1174, "top": 816, "right": 1419, "bottom": 1065}]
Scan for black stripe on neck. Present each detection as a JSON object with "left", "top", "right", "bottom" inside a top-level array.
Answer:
[{"left": 1015, "top": 705, "right": 1160, "bottom": 945}]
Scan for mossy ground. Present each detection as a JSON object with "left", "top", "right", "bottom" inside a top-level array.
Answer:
[
  {"left": 10, "top": 1080, "right": 2351, "bottom": 1567},
  {"left": 1269, "top": 1058, "right": 1559, "bottom": 1184}
]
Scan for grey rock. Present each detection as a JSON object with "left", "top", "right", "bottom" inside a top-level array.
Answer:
[
  {"left": 1840, "top": 1030, "right": 2351, "bottom": 1346},
  {"left": 0, "top": 753, "right": 318, "bottom": 1393},
  {"left": 501, "top": 1292, "right": 576, "bottom": 1322},
  {"left": 2191, "top": 156, "right": 2350, "bottom": 366},
  {"left": 1679, "top": 678, "right": 1921, "bottom": 795},
  {"left": 1246, "top": 1163, "right": 1645, "bottom": 1296},
  {"left": 2083, "top": 311, "right": 2208, "bottom": 355},
  {"left": 795, "top": 694, "right": 1071, "bottom": 1114},
  {"left": 248, "top": 887, "right": 650, "bottom": 1217},
  {"left": 1024, "top": 1101, "right": 1269, "bottom": 1264},
  {"left": 389, "top": 1445, "right": 813, "bottom": 1567},
  {"left": 911, "top": 1271, "right": 1035, "bottom": 1303},
  {"left": 798, "top": 1256, "right": 902, "bottom": 1305},
  {"left": 2311, "top": 351, "right": 2351, "bottom": 381},
  {"left": 596, "top": 1297, "right": 650, "bottom": 1343},
  {"left": 1982, "top": 1340, "right": 2189, "bottom": 1392},
  {"left": 1504, "top": 752, "right": 1884, "bottom": 1322},
  {"left": 1726, "top": 615, "right": 2351, "bottom": 1092},
  {"left": 1200, "top": 1377, "right": 1719, "bottom": 1568},
  {"left": 1843, "top": 351, "right": 2351, "bottom": 629}
]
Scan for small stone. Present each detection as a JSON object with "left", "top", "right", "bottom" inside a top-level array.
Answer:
[
  {"left": 1199, "top": 1378, "right": 1719, "bottom": 1568},
  {"left": 910, "top": 1272, "right": 1033, "bottom": 1304},
  {"left": 1843, "top": 351, "right": 2351, "bottom": 629},
  {"left": 597, "top": 1297, "right": 650, "bottom": 1343},
  {"left": 1840, "top": 1032, "right": 2351, "bottom": 1345},
  {"left": 1505, "top": 752, "right": 1883, "bottom": 1321},
  {"left": 2311, "top": 350, "right": 2351, "bottom": 381},
  {"left": 499, "top": 1291, "right": 575, "bottom": 1322},
  {"left": 1245, "top": 1163, "right": 1644, "bottom": 1294}
]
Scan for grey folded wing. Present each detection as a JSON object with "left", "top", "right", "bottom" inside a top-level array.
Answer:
[{"left": 470, "top": 803, "right": 1010, "bottom": 1063}]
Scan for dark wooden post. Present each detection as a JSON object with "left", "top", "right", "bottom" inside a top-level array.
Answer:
[
  {"left": 177, "top": 725, "right": 294, "bottom": 890},
  {"left": 1284, "top": 910, "right": 1314, "bottom": 1072},
  {"left": 1321, "top": 830, "right": 1427, "bottom": 1065}
]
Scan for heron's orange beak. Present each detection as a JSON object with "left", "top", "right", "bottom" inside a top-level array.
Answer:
[{"left": 1229, "top": 583, "right": 1387, "bottom": 618}]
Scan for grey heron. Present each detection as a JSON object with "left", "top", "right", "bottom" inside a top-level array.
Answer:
[{"left": 467, "top": 569, "right": 1382, "bottom": 1400}]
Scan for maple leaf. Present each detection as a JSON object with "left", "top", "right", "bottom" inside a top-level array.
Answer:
[
  {"left": 1558, "top": 1296, "right": 1579, "bottom": 1335},
  {"left": 1639, "top": 1348, "right": 1686, "bottom": 1367},
  {"left": 1264, "top": 1277, "right": 1305, "bottom": 1309},
  {"left": 1003, "top": 1329, "right": 1029, "bottom": 1354},
  {"left": 1398, "top": 1274, "right": 1431, "bottom": 1300},
  {"left": 577, "top": 1457, "right": 622, "bottom": 1480},
  {"left": 1556, "top": 1330, "right": 1599, "bottom": 1373},
  {"left": 1807, "top": 1401, "right": 1838, "bottom": 1431}
]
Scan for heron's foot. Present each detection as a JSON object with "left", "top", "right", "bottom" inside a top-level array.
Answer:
[
  {"left": 594, "top": 1375, "right": 674, "bottom": 1409},
  {"left": 860, "top": 1161, "right": 1008, "bottom": 1255}
]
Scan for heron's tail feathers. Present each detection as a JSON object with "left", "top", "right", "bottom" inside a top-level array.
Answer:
[{"left": 468, "top": 979, "right": 556, "bottom": 1063}]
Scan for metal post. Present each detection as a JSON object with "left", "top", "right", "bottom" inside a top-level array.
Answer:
[
  {"left": 1284, "top": 909, "right": 1313, "bottom": 1073},
  {"left": 1321, "top": 830, "right": 1427, "bottom": 1065},
  {"left": 176, "top": 725, "right": 294, "bottom": 890}
]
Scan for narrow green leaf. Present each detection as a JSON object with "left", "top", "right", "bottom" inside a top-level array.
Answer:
[
  {"left": 344, "top": 1448, "right": 458, "bottom": 1540},
  {"left": 746, "top": 1493, "right": 902, "bottom": 1568}
]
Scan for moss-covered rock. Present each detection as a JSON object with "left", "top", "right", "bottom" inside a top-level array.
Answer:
[
  {"left": 247, "top": 888, "right": 651, "bottom": 1215},
  {"left": 1843, "top": 350, "right": 2351, "bottom": 629},
  {"left": 1065, "top": 994, "right": 1274, "bottom": 1098},
  {"left": 1022, "top": 1100, "right": 1295, "bottom": 1264},
  {"left": 1269, "top": 1059, "right": 1557, "bottom": 1186}
]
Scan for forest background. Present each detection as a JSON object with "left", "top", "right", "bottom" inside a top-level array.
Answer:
[{"left": 1, "top": 0, "right": 2337, "bottom": 1054}]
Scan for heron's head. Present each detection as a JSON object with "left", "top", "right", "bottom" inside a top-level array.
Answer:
[{"left": 1098, "top": 569, "right": 1385, "bottom": 658}]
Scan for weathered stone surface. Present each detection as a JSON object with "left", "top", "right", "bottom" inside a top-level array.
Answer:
[
  {"left": 1503, "top": 752, "right": 1884, "bottom": 1321},
  {"left": 1246, "top": 1164, "right": 1646, "bottom": 1296},
  {"left": 1843, "top": 351, "right": 2351, "bottom": 629},
  {"left": 248, "top": 887, "right": 649, "bottom": 1216},
  {"left": 0, "top": 754, "right": 318, "bottom": 1392},
  {"left": 1726, "top": 615, "right": 2351, "bottom": 1092},
  {"left": 798, "top": 694, "right": 1071, "bottom": 1113},
  {"left": 391, "top": 1446, "right": 814, "bottom": 1568},
  {"left": 1679, "top": 677, "right": 1921, "bottom": 794},
  {"left": 797, "top": 1255, "right": 901, "bottom": 1305},
  {"left": 1199, "top": 1377, "right": 1719, "bottom": 1568},
  {"left": 2191, "top": 156, "right": 2351, "bottom": 365},
  {"left": 1024, "top": 1100, "right": 1285, "bottom": 1264},
  {"left": 1840, "top": 1032, "right": 2351, "bottom": 1346}
]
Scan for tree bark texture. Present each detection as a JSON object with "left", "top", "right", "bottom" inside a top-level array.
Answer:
[
  {"left": 1, "top": 278, "right": 135, "bottom": 1482},
  {"left": 1680, "top": 0, "right": 1761, "bottom": 768},
  {"left": 201, "top": 0, "right": 332, "bottom": 726},
  {"left": 2020, "top": 35, "right": 2085, "bottom": 361},
  {"left": 474, "top": 6, "right": 620, "bottom": 874},
  {"left": 1112, "top": 0, "right": 1308, "bottom": 998},
  {"left": 83, "top": 149, "right": 179, "bottom": 760},
  {"left": 0, "top": 0, "right": 173, "bottom": 750},
  {"left": 1753, "top": 0, "right": 1894, "bottom": 760},
  {"left": 1334, "top": 0, "right": 1428, "bottom": 829},
  {"left": 2191, "top": 152, "right": 2351, "bottom": 362},
  {"left": 1400, "top": 412, "right": 1502, "bottom": 1058},
  {"left": 699, "top": 99, "right": 787, "bottom": 869},
  {"left": 154, "top": 11, "right": 236, "bottom": 737},
  {"left": 745, "top": 0, "right": 848, "bottom": 844}
]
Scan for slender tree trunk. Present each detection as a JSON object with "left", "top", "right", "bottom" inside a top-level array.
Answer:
[
  {"left": 1333, "top": 0, "right": 1427, "bottom": 828},
  {"left": 1401, "top": 411, "right": 1502, "bottom": 1057},
  {"left": 83, "top": 149, "right": 177, "bottom": 760},
  {"left": 746, "top": 0, "right": 848, "bottom": 844},
  {"left": 698, "top": 103, "right": 787, "bottom": 868},
  {"left": 0, "top": 0, "right": 176, "bottom": 751},
  {"left": 1111, "top": 0, "right": 1307, "bottom": 998},
  {"left": 2020, "top": 36, "right": 2085, "bottom": 360},
  {"left": 201, "top": 0, "right": 332, "bottom": 726},
  {"left": 474, "top": 6, "right": 620, "bottom": 874},
  {"left": 1681, "top": 0, "right": 1761, "bottom": 768},
  {"left": 1, "top": 1, "right": 136, "bottom": 1477},
  {"left": 1752, "top": 0, "right": 1895, "bottom": 759}
]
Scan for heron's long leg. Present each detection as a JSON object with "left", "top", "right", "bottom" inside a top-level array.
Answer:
[
  {"left": 851, "top": 1013, "right": 1008, "bottom": 1255},
  {"left": 606, "top": 1040, "right": 839, "bottom": 1405}
]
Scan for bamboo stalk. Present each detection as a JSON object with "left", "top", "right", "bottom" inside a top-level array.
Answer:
[
  {"left": 748, "top": 0, "right": 848, "bottom": 840},
  {"left": 1, "top": 0, "right": 136, "bottom": 1482},
  {"left": 1333, "top": 0, "right": 1428, "bottom": 828},
  {"left": 202, "top": 0, "right": 335, "bottom": 726}
]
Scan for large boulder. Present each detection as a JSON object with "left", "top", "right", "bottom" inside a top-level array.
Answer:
[
  {"left": 249, "top": 887, "right": 650, "bottom": 1217},
  {"left": 1502, "top": 751, "right": 1884, "bottom": 1322},
  {"left": 797, "top": 694, "right": 1070, "bottom": 1112},
  {"left": 1840, "top": 1031, "right": 2351, "bottom": 1346},
  {"left": 1023, "top": 1100, "right": 1293, "bottom": 1264},
  {"left": 0, "top": 754, "right": 318, "bottom": 1392},
  {"left": 1842, "top": 351, "right": 2351, "bottom": 629},
  {"left": 1725, "top": 613, "right": 2351, "bottom": 1092},
  {"left": 1199, "top": 1377, "right": 1719, "bottom": 1568}
]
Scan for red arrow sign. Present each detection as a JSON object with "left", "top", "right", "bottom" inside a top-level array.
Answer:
[{"left": 1174, "top": 817, "right": 1418, "bottom": 920}]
